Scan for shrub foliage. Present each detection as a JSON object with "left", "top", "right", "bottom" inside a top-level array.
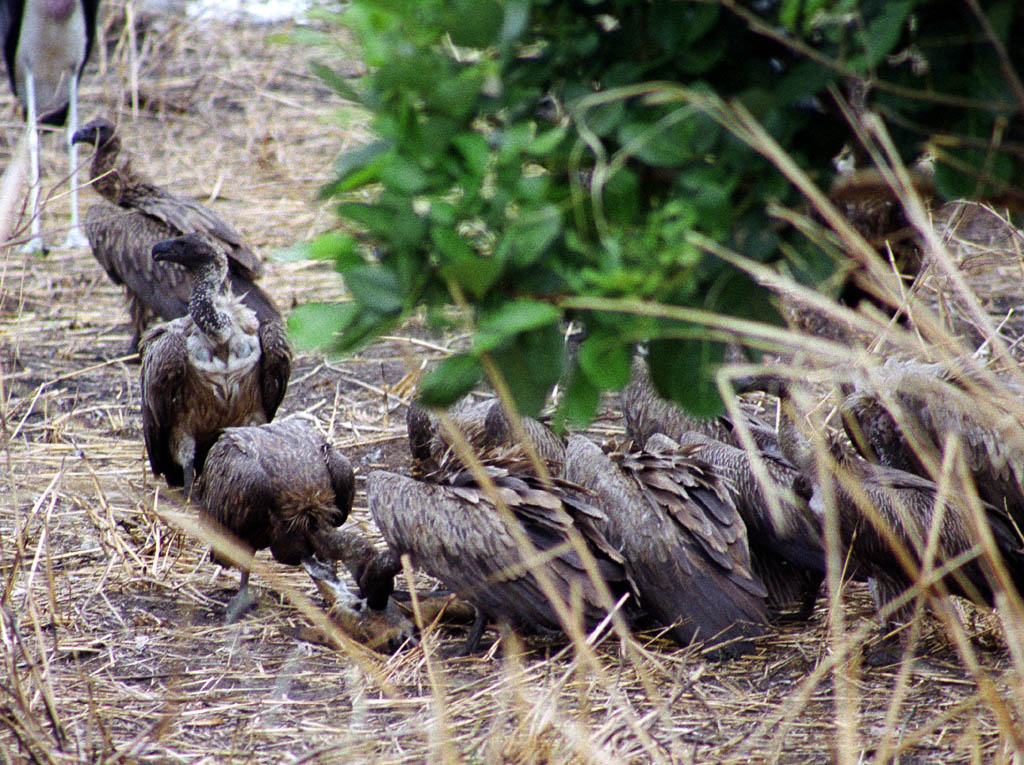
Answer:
[{"left": 292, "top": 0, "right": 1024, "bottom": 420}]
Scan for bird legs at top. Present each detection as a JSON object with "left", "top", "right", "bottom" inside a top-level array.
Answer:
[
  {"left": 62, "top": 71, "right": 88, "bottom": 249},
  {"left": 18, "top": 67, "right": 88, "bottom": 253}
]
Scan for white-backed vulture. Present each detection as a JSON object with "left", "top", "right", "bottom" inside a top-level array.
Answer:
[
  {"left": 622, "top": 357, "right": 781, "bottom": 453},
  {"left": 671, "top": 431, "right": 825, "bottom": 618},
  {"left": 195, "top": 415, "right": 354, "bottom": 620},
  {"left": 140, "top": 232, "right": 291, "bottom": 496},
  {"left": 407, "top": 396, "right": 566, "bottom": 470},
  {"left": 738, "top": 373, "right": 1024, "bottom": 636},
  {"left": 71, "top": 118, "right": 279, "bottom": 353},
  {"left": 840, "top": 357, "right": 1024, "bottom": 530},
  {"left": 366, "top": 448, "right": 634, "bottom": 653},
  {"left": 564, "top": 434, "right": 768, "bottom": 654}
]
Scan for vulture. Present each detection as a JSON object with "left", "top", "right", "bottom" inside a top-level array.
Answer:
[
  {"left": 366, "top": 446, "right": 634, "bottom": 653},
  {"left": 564, "top": 434, "right": 768, "bottom": 654},
  {"left": 840, "top": 357, "right": 1024, "bottom": 530},
  {"left": 407, "top": 396, "right": 566, "bottom": 470},
  {"left": 195, "top": 415, "right": 355, "bottom": 621},
  {"left": 738, "top": 374, "right": 1024, "bottom": 638},
  {"left": 1, "top": 0, "right": 100, "bottom": 250},
  {"left": 672, "top": 431, "right": 825, "bottom": 618},
  {"left": 623, "top": 360, "right": 823, "bottom": 617},
  {"left": 71, "top": 118, "right": 278, "bottom": 353},
  {"left": 621, "top": 357, "right": 781, "bottom": 454},
  {"left": 140, "top": 232, "right": 291, "bottom": 497}
]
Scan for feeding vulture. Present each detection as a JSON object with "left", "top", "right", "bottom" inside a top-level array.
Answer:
[
  {"left": 195, "top": 415, "right": 355, "bottom": 621},
  {"left": 840, "top": 357, "right": 1024, "bottom": 531},
  {"left": 1, "top": 0, "right": 100, "bottom": 250},
  {"left": 672, "top": 431, "right": 825, "bottom": 618},
  {"left": 72, "top": 117, "right": 278, "bottom": 353},
  {"left": 406, "top": 396, "right": 566, "bottom": 470},
  {"left": 621, "top": 357, "right": 781, "bottom": 453},
  {"left": 140, "top": 232, "right": 291, "bottom": 497},
  {"left": 738, "top": 373, "right": 1024, "bottom": 641},
  {"left": 367, "top": 443, "right": 634, "bottom": 653},
  {"left": 564, "top": 434, "right": 768, "bottom": 654}
]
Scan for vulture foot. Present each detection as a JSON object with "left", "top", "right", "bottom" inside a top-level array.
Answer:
[{"left": 225, "top": 581, "right": 257, "bottom": 624}]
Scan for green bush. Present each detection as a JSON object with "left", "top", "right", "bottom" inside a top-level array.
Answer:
[{"left": 291, "top": 0, "right": 1023, "bottom": 421}]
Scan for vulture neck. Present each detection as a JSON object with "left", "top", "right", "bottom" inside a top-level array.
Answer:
[
  {"left": 90, "top": 136, "right": 135, "bottom": 205},
  {"left": 189, "top": 260, "right": 231, "bottom": 343}
]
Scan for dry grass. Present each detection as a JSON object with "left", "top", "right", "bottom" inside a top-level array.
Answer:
[{"left": 1, "top": 3, "right": 1024, "bottom": 763}]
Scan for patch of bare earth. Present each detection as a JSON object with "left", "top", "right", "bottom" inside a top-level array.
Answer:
[{"left": 1, "top": 4, "right": 1022, "bottom": 762}]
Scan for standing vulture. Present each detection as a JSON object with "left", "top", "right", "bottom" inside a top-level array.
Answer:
[
  {"left": 140, "top": 232, "right": 291, "bottom": 497},
  {"left": 195, "top": 415, "right": 355, "bottom": 621},
  {"left": 564, "top": 434, "right": 768, "bottom": 654},
  {"left": 738, "top": 374, "right": 1024, "bottom": 640},
  {"left": 366, "top": 446, "right": 634, "bottom": 653},
  {"left": 1, "top": 0, "right": 99, "bottom": 250},
  {"left": 71, "top": 118, "right": 278, "bottom": 353},
  {"left": 840, "top": 357, "right": 1024, "bottom": 530}
]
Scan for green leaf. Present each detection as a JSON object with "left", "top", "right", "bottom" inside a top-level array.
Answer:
[
  {"left": 448, "top": 0, "right": 503, "bottom": 48},
  {"left": 344, "top": 264, "right": 405, "bottom": 314},
  {"left": 310, "top": 61, "right": 363, "bottom": 103},
  {"left": 474, "top": 300, "right": 561, "bottom": 352},
  {"left": 526, "top": 126, "right": 568, "bottom": 156},
  {"left": 490, "top": 324, "right": 565, "bottom": 417},
  {"left": 326, "top": 141, "right": 387, "bottom": 196},
  {"left": 647, "top": 337, "right": 725, "bottom": 417},
  {"left": 555, "top": 364, "right": 601, "bottom": 429},
  {"left": 433, "top": 227, "right": 503, "bottom": 299},
  {"left": 851, "top": 2, "right": 914, "bottom": 71},
  {"left": 453, "top": 133, "right": 491, "bottom": 177},
  {"left": 418, "top": 354, "right": 483, "bottom": 408},
  {"left": 578, "top": 333, "right": 632, "bottom": 389},
  {"left": 287, "top": 302, "right": 359, "bottom": 350},
  {"left": 508, "top": 205, "right": 562, "bottom": 267},
  {"left": 378, "top": 154, "right": 429, "bottom": 194}
]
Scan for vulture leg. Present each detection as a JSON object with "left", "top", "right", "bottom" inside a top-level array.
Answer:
[
  {"left": 225, "top": 570, "right": 256, "bottom": 624},
  {"left": 61, "top": 74, "right": 88, "bottom": 250},
  {"left": 183, "top": 461, "right": 196, "bottom": 502},
  {"left": 21, "top": 69, "right": 44, "bottom": 253},
  {"left": 459, "top": 611, "right": 488, "bottom": 656}
]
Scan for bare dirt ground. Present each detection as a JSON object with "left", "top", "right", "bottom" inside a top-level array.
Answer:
[{"left": 1, "top": 4, "right": 1023, "bottom": 763}]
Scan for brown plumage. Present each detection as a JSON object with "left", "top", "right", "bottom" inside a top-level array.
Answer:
[
  {"left": 840, "top": 358, "right": 1024, "bottom": 530},
  {"left": 71, "top": 118, "right": 278, "bottom": 353},
  {"left": 196, "top": 415, "right": 354, "bottom": 619},
  {"left": 407, "top": 396, "right": 566, "bottom": 469},
  {"left": 366, "top": 449, "right": 634, "bottom": 651},
  {"left": 812, "top": 452, "right": 1024, "bottom": 626},
  {"left": 672, "top": 431, "right": 825, "bottom": 617},
  {"left": 622, "top": 358, "right": 780, "bottom": 453},
  {"left": 140, "top": 232, "right": 291, "bottom": 496},
  {"left": 564, "top": 434, "right": 768, "bottom": 653},
  {"left": 738, "top": 373, "right": 1024, "bottom": 630}
]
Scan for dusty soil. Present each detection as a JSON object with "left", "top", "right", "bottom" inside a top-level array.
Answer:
[{"left": 1, "top": 4, "right": 1023, "bottom": 763}]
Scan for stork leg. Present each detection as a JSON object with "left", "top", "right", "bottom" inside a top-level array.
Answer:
[
  {"left": 20, "top": 70, "right": 44, "bottom": 253},
  {"left": 225, "top": 570, "right": 256, "bottom": 623},
  {"left": 61, "top": 73, "right": 88, "bottom": 250}
]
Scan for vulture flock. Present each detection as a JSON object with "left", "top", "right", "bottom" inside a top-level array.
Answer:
[{"left": 7, "top": 3, "right": 1024, "bottom": 661}]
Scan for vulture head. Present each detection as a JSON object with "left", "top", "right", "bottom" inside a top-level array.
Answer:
[
  {"left": 152, "top": 233, "right": 229, "bottom": 281},
  {"left": 71, "top": 118, "right": 117, "bottom": 149}
]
